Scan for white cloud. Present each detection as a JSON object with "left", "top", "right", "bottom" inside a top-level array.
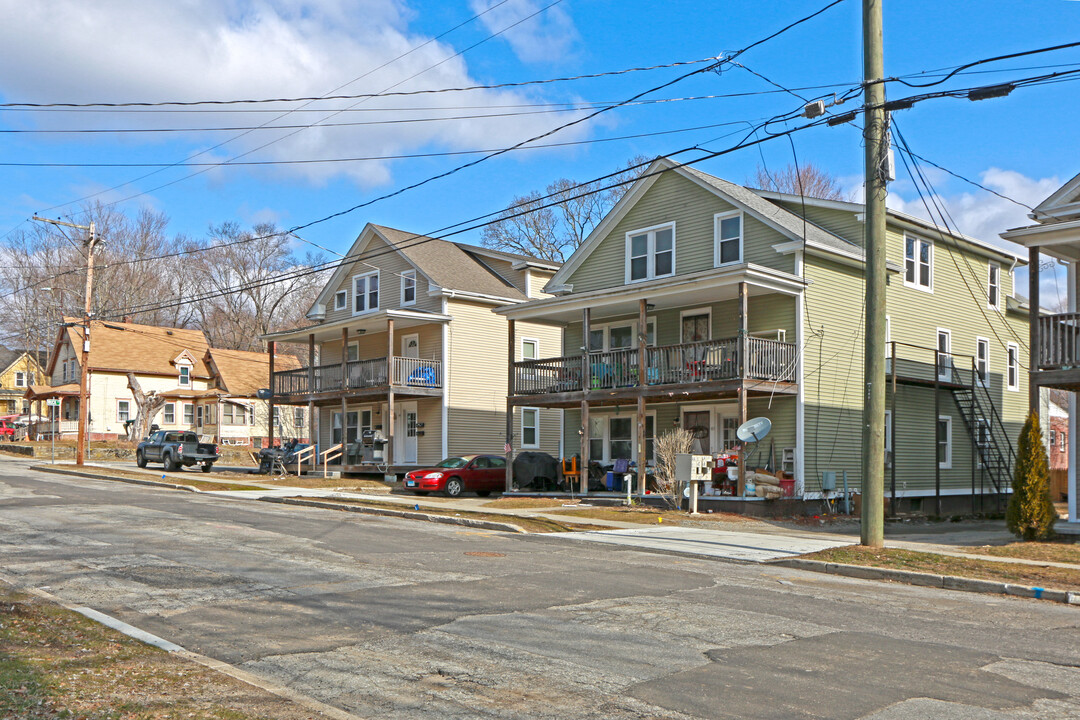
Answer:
[
  {"left": 0, "top": 0, "right": 590, "bottom": 188},
  {"left": 470, "top": 0, "right": 580, "bottom": 64}
]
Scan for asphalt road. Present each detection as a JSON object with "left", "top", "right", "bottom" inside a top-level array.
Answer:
[{"left": 1, "top": 457, "right": 1078, "bottom": 720}]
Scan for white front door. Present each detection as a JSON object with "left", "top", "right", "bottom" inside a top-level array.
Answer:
[
  {"left": 401, "top": 334, "right": 420, "bottom": 359},
  {"left": 394, "top": 401, "right": 418, "bottom": 464}
]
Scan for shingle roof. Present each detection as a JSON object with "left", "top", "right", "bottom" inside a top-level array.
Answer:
[
  {"left": 680, "top": 165, "right": 863, "bottom": 257},
  {"left": 207, "top": 347, "right": 299, "bottom": 397},
  {"left": 61, "top": 319, "right": 213, "bottom": 378},
  {"left": 371, "top": 225, "right": 527, "bottom": 300}
]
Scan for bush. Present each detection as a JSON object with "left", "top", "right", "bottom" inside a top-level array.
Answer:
[
  {"left": 1006, "top": 411, "right": 1056, "bottom": 541},
  {"left": 653, "top": 428, "right": 695, "bottom": 510}
]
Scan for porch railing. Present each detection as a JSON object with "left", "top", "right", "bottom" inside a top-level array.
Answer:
[
  {"left": 512, "top": 335, "right": 798, "bottom": 396},
  {"left": 1038, "top": 312, "right": 1080, "bottom": 370},
  {"left": 272, "top": 356, "right": 442, "bottom": 397},
  {"left": 393, "top": 357, "right": 442, "bottom": 387}
]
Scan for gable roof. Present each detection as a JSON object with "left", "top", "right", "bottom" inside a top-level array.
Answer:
[
  {"left": 547, "top": 157, "right": 861, "bottom": 289},
  {"left": 205, "top": 347, "right": 299, "bottom": 397},
  {"left": 0, "top": 345, "right": 47, "bottom": 378},
  {"left": 310, "top": 223, "right": 534, "bottom": 317},
  {"left": 51, "top": 319, "right": 213, "bottom": 378},
  {"left": 1032, "top": 170, "right": 1080, "bottom": 222}
]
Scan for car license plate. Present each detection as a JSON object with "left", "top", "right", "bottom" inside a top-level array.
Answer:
[{"left": 405, "top": 480, "right": 417, "bottom": 487}]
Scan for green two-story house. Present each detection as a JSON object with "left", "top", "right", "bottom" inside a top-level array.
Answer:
[{"left": 497, "top": 157, "right": 1030, "bottom": 513}]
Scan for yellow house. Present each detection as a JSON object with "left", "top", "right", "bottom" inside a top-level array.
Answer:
[{"left": 0, "top": 346, "right": 47, "bottom": 416}]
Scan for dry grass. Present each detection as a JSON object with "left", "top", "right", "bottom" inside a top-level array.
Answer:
[
  {"left": 482, "top": 497, "right": 570, "bottom": 510},
  {"left": 290, "top": 497, "right": 605, "bottom": 533},
  {"left": 961, "top": 541, "right": 1080, "bottom": 565},
  {"left": 549, "top": 505, "right": 756, "bottom": 526},
  {"left": 258, "top": 475, "right": 390, "bottom": 491},
  {"left": 804, "top": 546, "right": 1080, "bottom": 592},
  {"left": 0, "top": 588, "right": 331, "bottom": 719}
]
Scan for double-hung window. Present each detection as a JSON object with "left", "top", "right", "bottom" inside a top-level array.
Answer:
[
  {"left": 179, "top": 365, "right": 190, "bottom": 387},
  {"left": 353, "top": 271, "right": 379, "bottom": 314},
  {"left": 976, "top": 338, "right": 989, "bottom": 386},
  {"left": 714, "top": 211, "right": 743, "bottom": 266},
  {"left": 294, "top": 408, "right": 304, "bottom": 428},
  {"left": 521, "top": 408, "right": 539, "bottom": 448},
  {"left": 937, "top": 416, "right": 952, "bottom": 469},
  {"left": 222, "top": 404, "right": 233, "bottom": 424},
  {"left": 988, "top": 263, "right": 1000, "bottom": 309},
  {"left": 117, "top": 400, "right": 130, "bottom": 423},
  {"left": 164, "top": 403, "right": 175, "bottom": 424},
  {"left": 626, "top": 224, "right": 674, "bottom": 282},
  {"left": 183, "top": 403, "right": 194, "bottom": 425},
  {"left": 904, "top": 235, "right": 932, "bottom": 290},
  {"left": 1006, "top": 342, "right": 1019, "bottom": 391},
  {"left": 14, "top": 372, "right": 24, "bottom": 388},
  {"left": 401, "top": 270, "right": 416, "bottom": 306}
]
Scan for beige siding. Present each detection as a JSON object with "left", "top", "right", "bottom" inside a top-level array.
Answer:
[
  {"left": 447, "top": 298, "right": 561, "bottom": 456},
  {"left": 320, "top": 321, "right": 443, "bottom": 365},
  {"left": 322, "top": 233, "right": 440, "bottom": 324},
  {"left": 567, "top": 171, "right": 795, "bottom": 293},
  {"left": 528, "top": 269, "right": 556, "bottom": 298}
]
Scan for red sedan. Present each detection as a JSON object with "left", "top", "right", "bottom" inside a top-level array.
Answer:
[{"left": 404, "top": 455, "right": 507, "bottom": 497}]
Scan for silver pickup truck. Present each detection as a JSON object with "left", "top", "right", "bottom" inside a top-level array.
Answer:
[{"left": 136, "top": 430, "right": 219, "bottom": 472}]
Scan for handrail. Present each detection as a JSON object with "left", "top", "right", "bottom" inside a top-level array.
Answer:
[
  {"left": 321, "top": 442, "right": 343, "bottom": 477},
  {"left": 967, "top": 358, "right": 1017, "bottom": 467},
  {"left": 293, "top": 444, "right": 317, "bottom": 476}
]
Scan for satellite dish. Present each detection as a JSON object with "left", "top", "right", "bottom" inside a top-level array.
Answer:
[{"left": 736, "top": 417, "right": 771, "bottom": 443}]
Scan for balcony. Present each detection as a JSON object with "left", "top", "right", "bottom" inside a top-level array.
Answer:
[
  {"left": 1038, "top": 312, "right": 1080, "bottom": 370},
  {"left": 513, "top": 336, "right": 796, "bottom": 398},
  {"left": 272, "top": 356, "right": 442, "bottom": 398}
]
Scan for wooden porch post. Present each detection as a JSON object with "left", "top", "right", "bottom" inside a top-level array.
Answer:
[
  {"left": 506, "top": 318, "right": 516, "bottom": 492},
  {"left": 340, "top": 327, "right": 349, "bottom": 465},
  {"left": 580, "top": 400, "right": 590, "bottom": 495},
  {"left": 637, "top": 298, "right": 647, "bottom": 495},
  {"left": 308, "top": 333, "right": 316, "bottom": 447},
  {"left": 340, "top": 328, "right": 349, "bottom": 389},
  {"left": 1029, "top": 245, "right": 1040, "bottom": 414},
  {"left": 581, "top": 307, "right": 591, "bottom": 495},
  {"left": 386, "top": 317, "right": 395, "bottom": 474},
  {"left": 267, "top": 341, "right": 276, "bottom": 449},
  {"left": 737, "top": 282, "right": 748, "bottom": 496}
]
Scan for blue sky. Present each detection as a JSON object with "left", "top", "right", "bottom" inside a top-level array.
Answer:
[{"left": 1, "top": 0, "right": 1078, "bottom": 303}]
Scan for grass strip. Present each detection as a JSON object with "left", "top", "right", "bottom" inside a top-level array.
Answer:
[
  {"left": 804, "top": 546, "right": 1080, "bottom": 592},
  {"left": 959, "top": 541, "right": 1080, "bottom": 565},
  {"left": 0, "top": 588, "right": 328, "bottom": 719}
]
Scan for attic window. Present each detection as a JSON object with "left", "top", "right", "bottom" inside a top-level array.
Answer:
[
  {"left": 179, "top": 365, "right": 191, "bottom": 387},
  {"left": 401, "top": 270, "right": 416, "bottom": 306},
  {"left": 353, "top": 271, "right": 379, "bottom": 314},
  {"left": 15, "top": 372, "right": 25, "bottom": 388},
  {"left": 334, "top": 290, "right": 347, "bottom": 311}
]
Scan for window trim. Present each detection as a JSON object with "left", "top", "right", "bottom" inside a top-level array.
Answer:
[
  {"left": 352, "top": 269, "right": 380, "bottom": 315},
  {"left": 400, "top": 270, "right": 417, "bottom": 306},
  {"left": 904, "top": 234, "right": 934, "bottom": 292},
  {"left": 521, "top": 407, "right": 540, "bottom": 449},
  {"left": 713, "top": 210, "right": 744, "bottom": 267},
  {"left": 294, "top": 407, "right": 305, "bottom": 428},
  {"left": 623, "top": 222, "right": 676, "bottom": 284},
  {"left": 938, "top": 415, "right": 953, "bottom": 470},
  {"left": 587, "top": 411, "right": 658, "bottom": 464},
  {"left": 1006, "top": 342, "right": 1020, "bottom": 391},
  {"left": 163, "top": 402, "right": 175, "bottom": 424},
  {"left": 183, "top": 403, "right": 194, "bottom": 426},
  {"left": 117, "top": 399, "right": 130, "bottom": 424},
  {"left": 987, "top": 262, "right": 1001, "bottom": 310},
  {"left": 178, "top": 364, "right": 191, "bottom": 387},
  {"left": 936, "top": 328, "right": 952, "bottom": 382},
  {"left": 976, "top": 337, "right": 990, "bottom": 387},
  {"left": 520, "top": 337, "right": 539, "bottom": 361},
  {"left": 334, "top": 289, "right": 348, "bottom": 311}
]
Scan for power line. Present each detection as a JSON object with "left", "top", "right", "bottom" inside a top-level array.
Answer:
[{"left": 888, "top": 39, "right": 1080, "bottom": 88}]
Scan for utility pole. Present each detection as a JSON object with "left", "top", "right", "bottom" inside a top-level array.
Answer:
[
  {"left": 861, "top": 0, "right": 887, "bottom": 547},
  {"left": 32, "top": 216, "right": 99, "bottom": 467}
]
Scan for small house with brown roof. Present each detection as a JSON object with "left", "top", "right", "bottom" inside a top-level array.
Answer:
[
  {"left": 0, "top": 345, "right": 48, "bottom": 416},
  {"left": 31, "top": 318, "right": 305, "bottom": 444},
  {"left": 262, "top": 222, "right": 562, "bottom": 475}
]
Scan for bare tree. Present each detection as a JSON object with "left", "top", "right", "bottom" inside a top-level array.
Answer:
[
  {"left": 749, "top": 163, "right": 847, "bottom": 201},
  {"left": 481, "top": 155, "right": 651, "bottom": 262},
  {"left": 126, "top": 373, "right": 167, "bottom": 441},
  {"left": 653, "top": 428, "right": 696, "bottom": 509}
]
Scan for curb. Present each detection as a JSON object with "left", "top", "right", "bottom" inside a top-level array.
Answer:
[
  {"left": 0, "top": 573, "right": 364, "bottom": 720},
  {"left": 770, "top": 558, "right": 1080, "bottom": 605},
  {"left": 261, "top": 496, "right": 527, "bottom": 533},
  {"left": 33, "top": 465, "right": 527, "bottom": 534}
]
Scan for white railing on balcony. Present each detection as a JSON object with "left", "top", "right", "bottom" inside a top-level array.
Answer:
[
  {"left": 1039, "top": 312, "right": 1080, "bottom": 370},
  {"left": 393, "top": 357, "right": 442, "bottom": 388}
]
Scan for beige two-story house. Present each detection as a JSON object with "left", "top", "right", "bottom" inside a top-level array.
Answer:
[{"left": 263, "top": 223, "right": 562, "bottom": 475}]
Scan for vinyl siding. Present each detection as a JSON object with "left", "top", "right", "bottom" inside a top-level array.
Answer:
[
  {"left": 322, "top": 233, "right": 440, "bottom": 323},
  {"left": 315, "top": 396, "right": 443, "bottom": 466},
  {"left": 446, "top": 298, "right": 561, "bottom": 456},
  {"left": 528, "top": 269, "right": 555, "bottom": 298},
  {"left": 772, "top": 201, "right": 865, "bottom": 246},
  {"left": 320, "top": 321, "right": 443, "bottom": 365},
  {"left": 567, "top": 171, "right": 795, "bottom": 293}
]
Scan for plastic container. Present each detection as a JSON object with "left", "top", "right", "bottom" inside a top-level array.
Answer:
[{"left": 779, "top": 477, "right": 795, "bottom": 497}]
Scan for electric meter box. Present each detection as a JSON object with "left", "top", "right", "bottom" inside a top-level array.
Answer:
[{"left": 676, "top": 453, "right": 714, "bottom": 484}]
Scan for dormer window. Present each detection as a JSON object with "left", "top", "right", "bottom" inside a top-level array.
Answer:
[{"left": 179, "top": 365, "right": 191, "bottom": 387}]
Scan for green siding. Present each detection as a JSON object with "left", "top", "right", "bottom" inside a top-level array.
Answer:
[{"left": 567, "top": 171, "right": 795, "bottom": 293}]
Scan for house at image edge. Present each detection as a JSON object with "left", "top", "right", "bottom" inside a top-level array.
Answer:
[
  {"left": 262, "top": 224, "right": 562, "bottom": 474},
  {"left": 27, "top": 319, "right": 306, "bottom": 445},
  {"left": 0, "top": 345, "right": 47, "bottom": 416},
  {"left": 497, "top": 156, "right": 1031, "bottom": 511}
]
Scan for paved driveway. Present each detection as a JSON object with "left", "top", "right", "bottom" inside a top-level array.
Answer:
[{"left": 1, "top": 461, "right": 1078, "bottom": 719}]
